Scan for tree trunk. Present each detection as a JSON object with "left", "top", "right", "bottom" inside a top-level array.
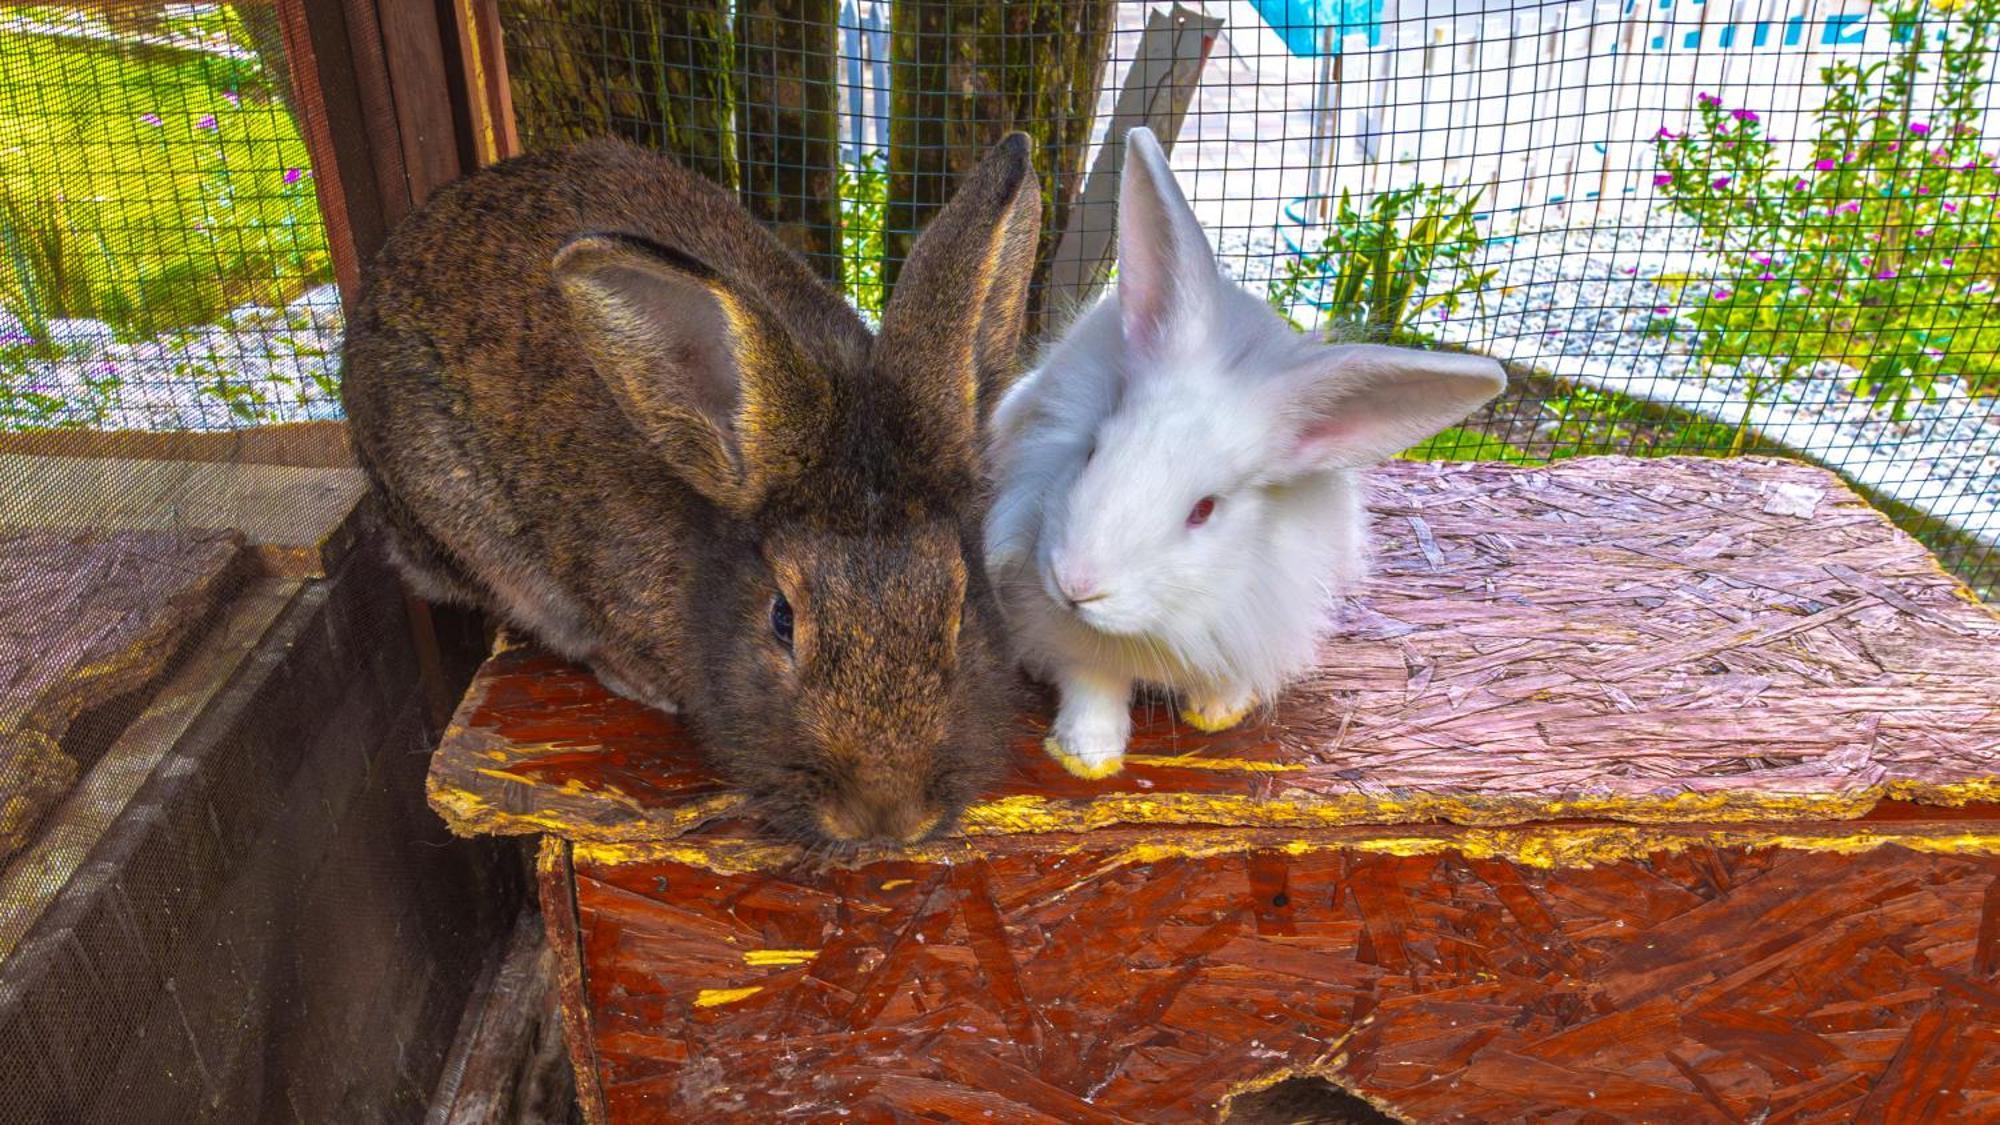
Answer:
[
  {"left": 735, "top": 0, "right": 843, "bottom": 282},
  {"left": 498, "top": 0, "right": 736, "bottom": 189},
  {"left": 884, "top": 0, "right": 1115, "bottom": 326}
]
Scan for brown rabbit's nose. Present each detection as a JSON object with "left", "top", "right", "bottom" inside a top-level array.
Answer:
[{"left": 818, "top": 798, "right": 945, "bottom": 846}]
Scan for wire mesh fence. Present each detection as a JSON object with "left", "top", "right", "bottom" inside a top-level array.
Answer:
[
  {"left": 498, "top": 0, "right": 2000, "bottom": 600},
  {"left": 0, "top": 2, "right": 340, "bottom": 431}
]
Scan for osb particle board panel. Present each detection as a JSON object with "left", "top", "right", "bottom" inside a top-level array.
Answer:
[
  {"left": 550, "top": 835, "right": 2000, "bottom": 1122},
  {"left": 430, "top": 457, "right": 2000, "bottom": 844},
  {"left": 0, "top": 528, "right": 245, "bottom": 861}
]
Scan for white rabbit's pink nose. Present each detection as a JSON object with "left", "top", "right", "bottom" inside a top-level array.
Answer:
[{"left": 1053, "top": 556, "right": 1105, "bottom": 607}]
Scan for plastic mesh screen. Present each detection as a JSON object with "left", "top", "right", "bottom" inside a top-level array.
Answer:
[
  {"left": 501, "top": 0, "right": 2000, "bottom": 601},
  {"left": 0, "top": 7, "right": 510, "bottom": 1122}
]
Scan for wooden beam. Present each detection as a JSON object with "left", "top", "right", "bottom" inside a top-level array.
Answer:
[{"left": 276, "top": 0, "right": 517, "bottom": 311}]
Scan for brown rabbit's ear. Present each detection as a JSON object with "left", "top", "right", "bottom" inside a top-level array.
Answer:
[
  {"left": 552, "top": 233, "right": 826, "bottom": 511},
  {"left": 875, "top": 132, "right": 1041, "bottom": 459}
]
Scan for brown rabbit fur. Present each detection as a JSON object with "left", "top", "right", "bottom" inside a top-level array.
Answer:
[{"left": 342, "top": 136, "right": 1041, "bottom": 845}]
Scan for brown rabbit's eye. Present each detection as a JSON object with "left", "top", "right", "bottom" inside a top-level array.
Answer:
[
  {"left": 769, "top": 592, "right": 794, "bottom": 650},
  {"left": 1187, "top": 495, "right": 1217, "bottom": 528}
]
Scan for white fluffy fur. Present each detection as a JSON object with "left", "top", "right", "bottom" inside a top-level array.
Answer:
[{"left": 984, "top": 126, "right": 1505, "bottom": 775}]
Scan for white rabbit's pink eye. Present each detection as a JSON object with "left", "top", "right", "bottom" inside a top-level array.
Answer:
[{"left": 1187, "top": 496, "right": 1217, "bottom": 527}]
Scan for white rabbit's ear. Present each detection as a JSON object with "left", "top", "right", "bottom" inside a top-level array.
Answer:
[
  {"left": 1265, "top": 344, "right": 1507, "bottom": 473},
  {"left": 1116, "top": 126, "right": 1218, "bottom": 364}
]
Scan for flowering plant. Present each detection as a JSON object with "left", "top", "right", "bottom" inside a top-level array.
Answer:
[{"left": 1652, "top": 0, "right": 2000, "bottom": 416}]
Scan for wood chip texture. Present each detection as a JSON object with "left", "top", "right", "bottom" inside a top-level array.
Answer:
[
  {"left": 0, "top": 528, "right": 243, "bottom": 861},
  {"left": 560, "top": 840, "right": 2000, "bottom": 1122},
  {"left": 422, "top": 455, "right": 2000, "bottom": 1121},
  {"left": 430, "top": 457, "right": 2000, "bottom": 843}
]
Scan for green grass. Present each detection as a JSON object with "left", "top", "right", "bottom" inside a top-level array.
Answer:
[
  {"left": 1402, "top": 425, "right": 1537, "bottom": 463},
  {"left": 0, "top": 14, "right": 328, "bottom": 339}
]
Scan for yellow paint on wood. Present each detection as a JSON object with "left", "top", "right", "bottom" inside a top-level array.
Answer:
[
  {"left": 693, "top": 986, "right": 763, "bottom": 1008},
  {"left": 742, "top": 949, "right": 818, "bottom": 967}
]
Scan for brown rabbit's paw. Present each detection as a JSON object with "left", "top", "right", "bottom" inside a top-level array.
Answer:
[{"left": 592, "top": 666, "right": 680, "bottom": 714}]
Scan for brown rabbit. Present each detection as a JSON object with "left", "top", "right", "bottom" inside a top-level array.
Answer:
[{"left": 342, "top": 136, "right": 1040, "bottom": 845}]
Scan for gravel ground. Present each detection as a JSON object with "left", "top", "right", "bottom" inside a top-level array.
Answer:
[
  {"left": 9, "top": 214, "right": 1997, "bottom": 551},
  {"left": 3, "top": 284, "right": 345, "bottom": 432}
]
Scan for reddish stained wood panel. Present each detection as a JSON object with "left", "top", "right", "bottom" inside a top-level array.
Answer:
[
  {"left": 561, "top": 840, "right": 2000, "bottom": 1122},
  {"left": 431, "top": 457, "right": 2000, "bottom": 844}
]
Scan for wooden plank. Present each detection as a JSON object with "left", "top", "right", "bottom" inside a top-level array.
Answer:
[
  {"left": 0, "top": 454, "right": 366, "bottom": 574},
  {"left": 429, "top": 456, "right": 2000, "bottom": 846},
  {"left": 1045, "top": 4, "right": 1223, "bottom": 309},
  {"left": 557, "top": 837, "right": 2000, "bottom": 1120},
  {"left": 0, "top": 529, "right": 245, "bottom": 863},
  {"left": 539, "top": 838, "right": 609, "bottom": 1125},
  {"left": 0, "top": 528, "right": 516, "bottom": 1121},
  {"left": 0, "top": 420, "right": 351, "bottom": 467},
  {"left": 427, "top": 906, "right": 578, "bottom": 1124},
  {"left": 0, "top": 577, "right": 295, "bottom": 959}
]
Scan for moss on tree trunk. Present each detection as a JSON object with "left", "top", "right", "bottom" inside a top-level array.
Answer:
[
  {"left": 499, "top": 0, "right": 736, "bottom": 189},
  {"left": 735, "top": 0, "right": 843, "bottom": 281},
  {"left": 884, "top": 0, "right": 1114, "bottom": 326}
]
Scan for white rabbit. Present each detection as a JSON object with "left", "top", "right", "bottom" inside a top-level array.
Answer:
[{"left": 984, "top": 126, "right": 1505, "bottom": 779}]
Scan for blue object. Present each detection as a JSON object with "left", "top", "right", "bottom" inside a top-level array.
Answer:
[{"left": 1248, "top": 0, "right": 1386, "bottom": 55}]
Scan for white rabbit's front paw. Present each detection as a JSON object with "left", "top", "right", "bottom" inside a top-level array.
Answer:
[
  {"left": 1045, "top": 676, "right": 1132, "bottom": 779},
  {"left": 1180, "top": 686, "right": 1258, "bottom": 733}
]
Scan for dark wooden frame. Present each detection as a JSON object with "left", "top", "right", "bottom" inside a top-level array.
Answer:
[{"left": 275, "top": 0, "right": 518, "bottom": 311}]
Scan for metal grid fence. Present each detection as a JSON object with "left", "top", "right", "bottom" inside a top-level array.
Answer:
[
  {"left": 496, "top": 0, "right": 2000, "bottom": 600},
  {"left": 0, "top": 3, "right": 340, "bottom": 432}
]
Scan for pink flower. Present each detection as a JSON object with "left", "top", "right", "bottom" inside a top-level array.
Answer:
[
  {"left": 1754, "top": 254, "right": 1773, "bottom": 265},
  {"left": 1917, "top": 227, "right": 1933, "bottom": 237},
  {"left": 1698, "top": 92, "right": 1721, "bottom": 106},
  {"left": 1841, "top": 201, "right": 1863, "bottom": 214},
  {"left": 1813, "top": 158, "right": 1836, "bottom": 171},
  {"left": 1972, "top": 280, "right": 1994, "bottom": 294},
  {"left": 1656, "top": 127, "right": 1679, "bottom": 139},
  {"left": 223, "top": 91, "right": 240, "bottom": 107},
  {"left": 1862, "top": 256, "right": 1873, "bottom": 266},
  {"left": 1946, "top": 202, "right": 1960, "bottom": 212},
  {"left": 1911, "top": 122, "right": 1932, "bottom": 136},
  {"left": 1712, "top": 288, "right": 1733, "bottom": 300},
  {"left": 1733, "top": 108, "right": 1760, "bottom": 123},
  {"left": 283, "top": 167, "right": 304, "bottom": 185},
  {"left": 1917, "top": 185, "right": 1931, "bottom": 194},
  {"left": 196, "top": 114, "right": 218, "bottom": 131},
  {"left": 1795, "top": 179, "right": 1810, "bottom": 190},
  {"left": 1654, "top": 305, "right": 1671, "bottom": 315},
  {"left": 1944, "top": 258, "right": 1956, "bottom": 267},
  {"left": 1654, "top": 173, "right": 1673, "bottom": 187},
  {"left": 1887, "top": 143, "right": 1901, "bottom": 153},
  {"left": 1844, "top": 152, "right": 1858, "bottom": 163},
  {"left": 1712, "top": 176, "right": 1732, "bottom": 189},
  {"left": 1924, "top": 347, "right": 1945, "bottom": 359},
  {"left": 1758, "top": 272, "right": 1776, "bottom": 281},
  {"left": 1876, "top": 268, "right": 1898, "bottom": 279},
  {"left": 138, "top": 113, "right": 163, "bottom": 127}
]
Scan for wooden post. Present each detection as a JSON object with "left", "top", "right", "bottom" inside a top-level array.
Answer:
[
  {"left": 1044, "top": 4, "right": 1222, "bottom": 311},
  {"left": 276, "top": 0, "right": 516, "bottom": 724},
  {"left": 884, "top": 0, "right": 1116, "bottom": 326},
  {"left": 736, "top": 0, "right": 844, "bottom": 281}
]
